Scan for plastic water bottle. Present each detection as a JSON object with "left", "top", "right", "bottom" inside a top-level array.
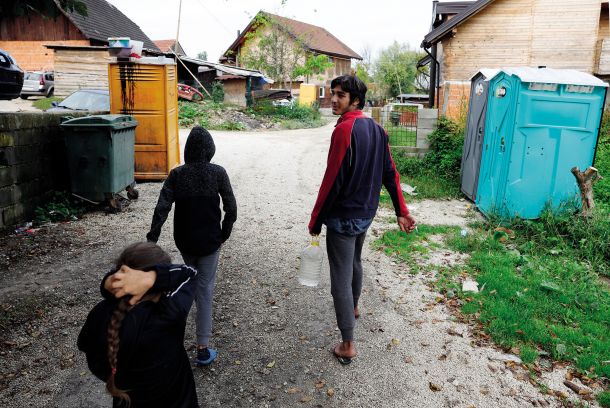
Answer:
[{"left": 298, "top": 236, "right": 323, "bottom": 287}]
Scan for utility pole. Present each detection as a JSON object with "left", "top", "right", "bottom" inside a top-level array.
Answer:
[{"left": 176, "top": 0, "right": 183, "bottom": 50}]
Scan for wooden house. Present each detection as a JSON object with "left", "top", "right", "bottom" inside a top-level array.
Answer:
[
  {"left": 220, "top": 11, "right": 361, "bottom": 106},
  {"left": 420, "top": 0, "right": 610, "bottom": 119},
  {"left": 0, "top": 0, "right": 158, "bottom": 72}
]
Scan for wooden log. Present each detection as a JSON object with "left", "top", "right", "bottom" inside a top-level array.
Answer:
[{"left": 571, "top": 166, "right": 602, "bottom": 216}]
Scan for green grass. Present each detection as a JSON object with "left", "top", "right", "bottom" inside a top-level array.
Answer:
[
  {"left": 373, "top": 224, "right": 459, "bottom": 263},
  {"left": 32, "top": 96, "right": 62, "bottom": 110},
  {"left": 375, "top": 215, "right": 610, "bottom": 398},
  {"left": 447, "top": 226, "right": 610, "bottom": 376},
  {"left": 598, "top": 391, "right": 610, "bottom": 407},
  {"left": 386, "top": 126, "right": 416, "bottom": 147}
]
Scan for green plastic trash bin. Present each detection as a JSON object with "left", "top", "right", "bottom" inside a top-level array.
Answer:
[{"left": 61, "top": 114, "right": 138, "bottom": 203}]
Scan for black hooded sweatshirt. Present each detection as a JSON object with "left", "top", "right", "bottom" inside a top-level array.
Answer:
[
  {"left": 78, "top": 265, "right": 199, "bottom": 408},
  {"left": 146, "top": 127, "right": 237, "bottom": 256}
]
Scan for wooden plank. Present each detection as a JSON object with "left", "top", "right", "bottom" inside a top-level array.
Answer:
[{"left": 53, "top": 49, "right": 112, "bottom": 96}]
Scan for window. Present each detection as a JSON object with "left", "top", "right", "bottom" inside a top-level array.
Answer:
[{"left": 319, "top": 86, "right": 325, "bottom": 98}]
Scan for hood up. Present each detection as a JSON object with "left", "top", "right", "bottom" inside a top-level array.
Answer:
[{"left": 184, "top": 126, "right": 215, "bottom": 164}]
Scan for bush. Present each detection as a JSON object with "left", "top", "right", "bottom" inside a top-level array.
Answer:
[
  {"left": 421, "top": 117, "right": 464, "bottom": 182},
  {"left": 252, "top": 100, "right": 320, "bottom": 121},
  {"left": 211, "top": 81, "right": 224, "bottom": 103},
  {"left": 35, "top": 191, "right": 87, "bottom": 224}
]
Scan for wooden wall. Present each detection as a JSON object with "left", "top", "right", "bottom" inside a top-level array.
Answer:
[
  {"left": 223, "top": 79, "right": 247, "bottom": 106},
  {"left": 0, "top": 13, "right": 85, "bottom": 41},
  {"left": 53, "top": 49, "right": 112, "bottom": 96},
  {"left": 440, "top": 0, "right": 603, "bottom": 82}
]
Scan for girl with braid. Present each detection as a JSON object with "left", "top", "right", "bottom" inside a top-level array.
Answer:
[{"left": 78, "top": 242, "right": 200, "bottom": 407}]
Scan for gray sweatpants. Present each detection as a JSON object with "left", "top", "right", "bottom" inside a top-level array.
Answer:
[
  {"left": 326, "top": 229, "right": 366, "bottom": 342},
  {"left": 182, "top": 250, "right": 220, "bottom": 346}
]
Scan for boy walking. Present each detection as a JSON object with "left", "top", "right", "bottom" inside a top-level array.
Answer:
[
  {"left": 147, "top": 126, "right": 237, "bottom": 366},
  {"left": 308, "top": 75, "right": 416, "bottom": 364}
]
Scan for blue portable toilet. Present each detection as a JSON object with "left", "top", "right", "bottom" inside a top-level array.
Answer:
[{"left": 473, "top": 67, "right": 608, "bottom": 219}]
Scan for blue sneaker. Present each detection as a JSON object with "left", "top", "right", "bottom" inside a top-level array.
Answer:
[{"left": 195, "top": 347, "right": 218, "bottom": 366}]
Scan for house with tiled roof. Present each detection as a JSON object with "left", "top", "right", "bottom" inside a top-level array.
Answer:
[
  {"left": 221, "top": 11, "right": 361, "bottom": 105},
  {"left": 419, "top": 0, "right": 609, "bottom": 119},
  {"left": 154, "top": 39, "right": 187, "bottom": 56},
  {"left": 0, "top": 0, "right": 159, "bottom": 71}
]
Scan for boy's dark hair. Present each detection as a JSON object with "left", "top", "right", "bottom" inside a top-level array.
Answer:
[
  {"left": 106, "top": 242, "right": 172, "bottom": 406},
  {"left": 330, "top": 75, "right": 367, "bottom": 109}
]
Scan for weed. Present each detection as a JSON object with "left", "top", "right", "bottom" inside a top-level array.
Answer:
[
  {"left": 35, "top": 191, "right": 88, "bottom": 224},
  {"left": 33, "top": 96, "right": 62, "bottom": 111},
  {"left": 519, "top": 344, "right": 538, "bottom": 365},
  {"left": 211, "top": 81, "right": 224, "bottom": 103},
  {"left": 598, "top": 391, "right": 610, "bottom": 408}
]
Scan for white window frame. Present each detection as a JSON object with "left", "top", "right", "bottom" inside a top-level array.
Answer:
[{"left": 319, "top": 86, "right": 325, "bottom": 98}]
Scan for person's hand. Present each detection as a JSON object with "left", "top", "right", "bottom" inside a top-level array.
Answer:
[
  {"left": 108, "top": 265, "right": 157, "bottom": 305},
  {"left": 397, "top": 214, "right": 416, "bottom": 233}
]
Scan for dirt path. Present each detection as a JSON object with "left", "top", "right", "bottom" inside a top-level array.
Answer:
[{"left": 0, "top": 124, "right": 561, "bottom": 407}]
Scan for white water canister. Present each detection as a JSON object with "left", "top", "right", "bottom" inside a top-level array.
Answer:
[{"left": 298, "top": 236, "right": 323, "bottom": 287}]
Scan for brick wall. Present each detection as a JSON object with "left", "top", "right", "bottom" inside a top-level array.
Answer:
[
  {"left": 438, "top": 81, "right": 471, "bottom": 121},
  {"left": 0, "top": 112, "right": 90, "bottom": 228},
  {"left": 0, "top": 40, "right": 90, "bottom": 71}
]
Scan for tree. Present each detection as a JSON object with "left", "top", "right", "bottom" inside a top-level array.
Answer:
[
  {"left": 196, "top": 51, "right": 208, "bottom": 61},
  {"left": 293, "top": 54, "right": 333, "bottom": 82},
  {"left": 373, "top": 42, "right": 425, "bottom": 98},
  {"left": 0, "top": 0, "right": 88, "bottom": 19},
  {"left": 239, "top": 13, "right": 307, "bottom": 89}
]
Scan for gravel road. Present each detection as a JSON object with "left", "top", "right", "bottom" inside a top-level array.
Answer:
[{"left": 0, "top": 123, "right": 571, "bottom": 407}]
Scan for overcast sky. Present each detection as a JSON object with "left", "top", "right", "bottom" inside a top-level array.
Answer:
[{"left": 106, "top": 0, "right": 451, "bottom": 62}]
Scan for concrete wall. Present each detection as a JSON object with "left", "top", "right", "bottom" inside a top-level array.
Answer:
[
  {"left": 416, "top": 108, "right": 439, "bottom": 151},
  {"left": 0, "top": 112, "right": 89, "bottom": 228}
]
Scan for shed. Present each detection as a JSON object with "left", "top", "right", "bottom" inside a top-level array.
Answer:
[
  {"left": 45, "top": 45, "right": 112, "bottom": 96},
  {"left": 468, "top": 67, "right": 608, "bottom": 219}
]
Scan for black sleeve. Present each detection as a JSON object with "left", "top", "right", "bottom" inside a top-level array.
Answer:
[
  {"left": 100, "top": 269, "right": 118, "bottom": 300},
  {"left": 155, "top": 264, "right": 198, "bottom": 320},
  {"left": 218, "top": 168, "right": 237, "bottom": 242},
  {"left": 146, "top": 170, "right": 176, "bottom": 243}
]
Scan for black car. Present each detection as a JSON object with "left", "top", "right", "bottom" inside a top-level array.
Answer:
[
  {"left": 47, "top": 89, "right": 110, "bottom": 113},
  {"left": 0, "top": 49, "right": 24, "bottom": 100}
]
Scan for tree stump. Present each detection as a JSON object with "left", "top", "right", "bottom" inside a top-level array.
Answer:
[{"left": 571, "top": 166, "right": 603, "bottom": 216}]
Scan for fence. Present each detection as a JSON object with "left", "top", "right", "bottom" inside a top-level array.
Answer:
[{"left": 373, "top": 104, "right": 418, "bottom": 147}]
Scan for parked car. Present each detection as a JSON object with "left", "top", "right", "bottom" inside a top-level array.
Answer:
[
  {"left": 0, "top": 49, "right": 24, "bottom": 100},
  {"left": 20, "top": 71, "right": 54, "bottom": 98},
  {"left": 47, "top": 89, "right": 109, "bottom": 113}
]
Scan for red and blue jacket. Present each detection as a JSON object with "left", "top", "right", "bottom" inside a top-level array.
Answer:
[{"left": 308, "top": 110, "right": 409, "bottom": 234}]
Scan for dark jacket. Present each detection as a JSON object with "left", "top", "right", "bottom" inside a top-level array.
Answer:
[
  {"left": 146, "top": 128, "right": 237, "bottom": 256},
  {"left": 308, "top": 110, "right": 409, "bottom": 234},
  {"left": 78, "top": 265, "right": 199, "bottom": 408}
]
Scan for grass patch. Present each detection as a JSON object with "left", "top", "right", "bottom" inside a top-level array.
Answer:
[
  {"left": 441, "top": 224, "right": 610, "bottom": 381},
  {"left": 373, "top": 224, "right": 459, "bottom": 261},
  {"left": 386, "top": 126, "right": 416, "bottom": 147},
  {"left": 32, "top": 96, "right": 62, "bottom": 111},
  {"left": 598, "top": 391, "right": 610, "bottom": 408}
]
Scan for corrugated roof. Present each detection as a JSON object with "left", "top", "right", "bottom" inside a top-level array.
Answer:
[
  {"left": 60, "top": 0, "right": 159, "bottom": 51},
  {"left": 223, "top": 11, "right": 362, "bottom": 61},
  {"left": 181, "top": 57, "right": 274, "bottom": 83},
  {"left": 422, "top": 0, "right": 496, "bottom": 48}
]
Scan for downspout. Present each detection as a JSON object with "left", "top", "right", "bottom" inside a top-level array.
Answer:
[{"left": 424, "top": 44, "right": 440, "bottom": 108}]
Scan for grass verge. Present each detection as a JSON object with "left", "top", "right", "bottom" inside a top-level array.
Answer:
[{"left": 32, "top": 96, "right": 62, "bottom": 110}]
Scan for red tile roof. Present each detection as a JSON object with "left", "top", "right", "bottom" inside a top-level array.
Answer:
[{"left": 224, "top": 11, "right": 362, "bottom": 61}]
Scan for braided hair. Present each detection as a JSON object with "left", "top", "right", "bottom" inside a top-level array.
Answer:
[{"left": 105, "top": 242, "right": 171, "bottom": 406}]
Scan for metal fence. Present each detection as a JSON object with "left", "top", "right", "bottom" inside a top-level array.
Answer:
[{"left": 372, "top": 105, "right": 418, "bottom": 147}]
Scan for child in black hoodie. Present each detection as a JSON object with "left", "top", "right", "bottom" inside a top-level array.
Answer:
[
  {"left": 78, "top": 242, "right": 199, "bottom": 407},
  {"left": 146, "top": 126, "right": 237, "bottom": 365}
]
